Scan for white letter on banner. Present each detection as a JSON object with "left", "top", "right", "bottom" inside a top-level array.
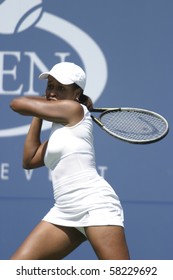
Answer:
[
  {"left": 0, "top": 51, "right": 23, "bottom": 95},
  {"left": 24, "top": 169, "right": 34, "bottom": 180},
  {"left": 54, "top": 52, "right": 70, "bottom": 61},
  {"left": 1, "top": 163, "right": 9, "bottom": 180},
  {"left": 98, "top": 166, "right": 108, "bottom": 178},
  {"left": 23, "top": 52, "right": 48, "bottom": 96}
]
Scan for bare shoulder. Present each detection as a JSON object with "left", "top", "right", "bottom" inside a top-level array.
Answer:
[
  {"left": 58, "top": 100, "right": 84, "bottom": 125},
  {"left": 58, "top": 99, "right": 82, "bottom": 110},
  {"left": 41, "top": 99, "right": 84, "bottom": 125}
]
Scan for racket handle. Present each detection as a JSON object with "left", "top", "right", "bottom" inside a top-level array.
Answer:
[
  {"left": 91, "top": 115, "right": 104, "bottom": 127},
  {"left": 91, "top": 108, "right": 106, "bottom": 112}
]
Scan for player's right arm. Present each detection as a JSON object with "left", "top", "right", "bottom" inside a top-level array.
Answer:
[{"left": 22, "top": 117, "right": 48, "bottom": 169}]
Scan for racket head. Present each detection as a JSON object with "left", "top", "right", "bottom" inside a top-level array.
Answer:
[{"left": 97, "top": 108, "right": 169, "bottom": 144}]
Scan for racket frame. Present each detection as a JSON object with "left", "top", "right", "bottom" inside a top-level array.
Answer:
[{"left": 91, "top": 107, "right": 169, "bottom": 144}]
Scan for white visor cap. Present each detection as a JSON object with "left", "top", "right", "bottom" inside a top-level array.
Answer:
[{"left": 39, "top": 62, "right": 86, "bottom": 90}]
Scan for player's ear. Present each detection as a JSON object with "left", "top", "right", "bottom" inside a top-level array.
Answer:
[{"left": 75, "top": 87, "right": 83, "bottom": 100}]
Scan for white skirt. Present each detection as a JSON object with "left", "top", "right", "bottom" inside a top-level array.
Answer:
[{"left": 43, "top": 169, "right": 124, "bottom": 228}]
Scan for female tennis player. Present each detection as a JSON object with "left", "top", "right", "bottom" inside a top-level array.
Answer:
[{"left": 9, "top": 62, "right": 130, "bottom": 260}]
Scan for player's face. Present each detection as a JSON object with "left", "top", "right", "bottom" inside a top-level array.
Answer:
[{"left": 45, "top": 76, "right": 78, "bottom": 101}]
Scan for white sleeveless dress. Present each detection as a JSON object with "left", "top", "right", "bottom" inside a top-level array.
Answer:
[{"left": 42, "top": 104, "right": 124, "bottom": 234}]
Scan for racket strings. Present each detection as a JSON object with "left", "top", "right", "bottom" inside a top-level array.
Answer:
[{"left": 100, "top": 111, "right": 167, "bottom": 141}]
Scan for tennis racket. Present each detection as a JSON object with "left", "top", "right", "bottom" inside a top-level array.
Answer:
[{"left": 91, "top": 107, "right": 169, "bottom": 144}]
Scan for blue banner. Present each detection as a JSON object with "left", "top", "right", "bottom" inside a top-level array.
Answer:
[{"left": 0, "top": 0, "right": 172, "bottom": 260}]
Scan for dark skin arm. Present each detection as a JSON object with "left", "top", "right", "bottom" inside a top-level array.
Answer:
[
  {"left": 10, "top": 95, "right": 92, "bottom": 169},
  {"left": 10, "top": 97, "right": 83, "bottom": 169},
  {"left": 10, "top": 96, "right": 84, "bottom": 125},
  {"left": 22, "top": 117, "right": 48, "bottom": 169}
]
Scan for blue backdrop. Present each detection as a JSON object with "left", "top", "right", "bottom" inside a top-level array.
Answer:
[{"left": 0, "top": 0, "right": 172, "bottom": 260}]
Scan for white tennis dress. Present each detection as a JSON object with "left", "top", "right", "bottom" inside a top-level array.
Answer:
[{"left": 43, "top": 104, "right": 124, "bottom": 235}]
